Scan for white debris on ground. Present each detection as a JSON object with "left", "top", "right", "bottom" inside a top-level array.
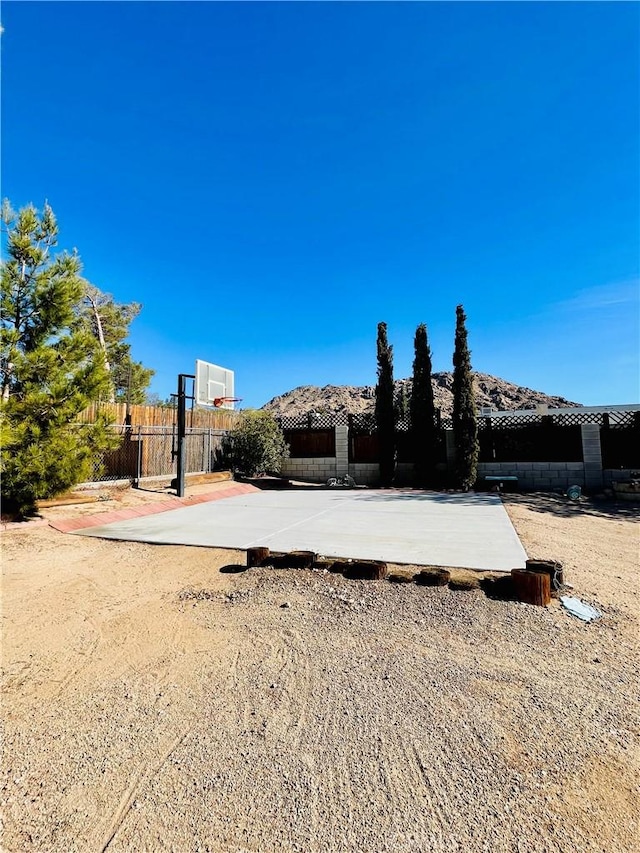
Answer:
[{"left": 560, "top": 595, "right": 603, "bottom": 623}]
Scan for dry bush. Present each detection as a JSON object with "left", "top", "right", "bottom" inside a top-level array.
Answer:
[{"left": 448, "top": 576, "right": 481, "bottom": 591}]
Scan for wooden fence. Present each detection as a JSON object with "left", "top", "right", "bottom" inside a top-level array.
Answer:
[
  {"left": 283, "top": 428, "right": 336, "bottom": 458},
  {"left": 478, "top": 420, "right": 583, "bottom": 463},
  {"left": 78, "top": 402, "right": 238, "bottom": 431}
]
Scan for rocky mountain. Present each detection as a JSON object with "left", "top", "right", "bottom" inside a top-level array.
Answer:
[{"left": 262, "top": 372, "right": 580, "bottom": 419}]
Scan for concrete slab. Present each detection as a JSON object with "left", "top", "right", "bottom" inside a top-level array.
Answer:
[{"left": 71, "top": 489, "right": 527, "bottom": 571}]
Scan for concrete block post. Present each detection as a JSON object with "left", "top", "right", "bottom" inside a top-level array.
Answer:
[
  {"left": 445, "top": 429, "right": 456, "bottom": 471},
  {"left": 335, "top": 424, "right": 349, "bottom": 478},
  {"left": 581, "top": 423, "right": 603, "bottom": 492}
]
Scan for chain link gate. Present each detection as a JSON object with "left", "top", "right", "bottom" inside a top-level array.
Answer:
[{"left": 84, "top": 425, "right": 229, "bottom": 484}]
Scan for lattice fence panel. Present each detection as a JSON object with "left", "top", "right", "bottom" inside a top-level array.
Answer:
[
  {"left": 552, "top": 412, "right": 602, "bottom": 427},
  {"left": 276, "top": 412, "right": 348, "bottom": 430},
  {"left": 349, "top": 413, "right": 378, "bottom": 435},
  {"left": 604, "top": 411, "right": 640, "bottom": 429}
]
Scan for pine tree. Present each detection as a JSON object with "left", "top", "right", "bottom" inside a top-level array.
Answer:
[
  {"left": 109, "top": 344, "right": 155, "bottom": 404},
  {"left": 1, "top": 201, "right": 117, "bottom": 515},
  {"left": 375, "top": 322, "right": 396, "bottom": 487},
  {"left": 452, "top": 304, "right": 479, "bottom": 490},
  {"left": 410, "top": 323, "right": 437, "bottom": 488},
  {"left": 74, "top": 284, "right": 154, "bottom": 403}
]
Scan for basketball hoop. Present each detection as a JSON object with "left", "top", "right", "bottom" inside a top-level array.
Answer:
[
  {"left": 195, "top": 360, "right": 235, "bottom": 408},
  {"left": 213, "top": 397, "right": 242, "bottom": 408}
]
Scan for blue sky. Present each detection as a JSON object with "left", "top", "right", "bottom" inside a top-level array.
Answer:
[{"left": 3, "top": 1, "right": 639, "bottom": 408}]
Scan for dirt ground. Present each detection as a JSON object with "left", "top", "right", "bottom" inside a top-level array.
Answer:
[{"left": 1, "top": 486, "right": 638, "bottom": 853}]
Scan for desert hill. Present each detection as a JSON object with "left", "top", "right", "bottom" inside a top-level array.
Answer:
[{"left": 262, "top": 372, "right": 580, "bottom": 419}]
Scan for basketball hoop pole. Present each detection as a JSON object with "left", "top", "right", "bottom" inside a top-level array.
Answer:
[{"left": 176, "top": 373, "right": 195, "bottom": 497}]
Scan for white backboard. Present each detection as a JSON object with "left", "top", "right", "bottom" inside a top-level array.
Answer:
[{"left": 195, "top": 360, "right": 235, "bottom": 409}]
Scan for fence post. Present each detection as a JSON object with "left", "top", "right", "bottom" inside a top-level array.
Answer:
[
  {"left": 135, "top": 425, "right": 142, "bottom": 486},
  {"left": 335, "top": 424, "right": 349, "bottom": 478},
  {"left": 208, "top": 429, "right": 213, "bottom": 473},
  {"left": 581, "top": 423, "right": 603, "bottom": 492}
]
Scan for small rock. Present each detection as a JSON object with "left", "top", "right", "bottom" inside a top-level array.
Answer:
[{"left": 281, "top": 602, "right": 291, "bottom": 609}]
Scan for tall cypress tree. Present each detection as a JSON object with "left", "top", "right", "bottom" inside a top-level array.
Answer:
[
  {"left": 375, "top": 322, "right": 396, "bottom": 487},
  {"left": 394, "top": 383, "right": 409, "bottom": 423},
  {"left": 452, "top": 304, "right": 479, "bottom": 490},
  {"left": 410, "top": 323, "right": 437, "bottom": 488},
  {"left": 1, "top": 201, "right": 117, "bottom": 515}
]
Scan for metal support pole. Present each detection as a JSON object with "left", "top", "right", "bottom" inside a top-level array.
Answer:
[{"left": 176, "top": 374, "right": 188, "bottom": 497}]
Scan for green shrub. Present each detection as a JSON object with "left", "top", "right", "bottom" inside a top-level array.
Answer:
[{"left": 227, "top": 410, "right": 289, "bottom": 477}]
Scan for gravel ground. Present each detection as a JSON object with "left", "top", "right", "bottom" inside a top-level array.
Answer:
[{"left": 1, "top": 490, "right": 638, "bottom": 852}]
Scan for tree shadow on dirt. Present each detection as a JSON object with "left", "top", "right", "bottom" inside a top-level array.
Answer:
[
  {"left": 219, "top": 564, "right": 248, "bottom": 574},
  {"left": 131, "top": 483, "right": 174, "bottom": 495},
  {"left": 502, "top": 492, "right": 639, "bottom": 521}
]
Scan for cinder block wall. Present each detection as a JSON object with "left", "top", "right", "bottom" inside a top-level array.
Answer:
[
  {"left": 349, "top": 463, "right": 378, "bottom": 485},
  {"left": 286, "top": 458, "right": 592, "bottom": 490},
  {"left": 281, "top": 457, "right": 336, "bottom": 482},
  {"left": 603, "top": 469, "right": 639, "bottom": 487},
  {"left": 393, "top": 462, "right": 414, "bottom": 486},
  {"left": 280, "top": 419, "right": 631, "bottom": 491},
  {"left": 477, "top": 462, "right": 585, "bottom": 490}
]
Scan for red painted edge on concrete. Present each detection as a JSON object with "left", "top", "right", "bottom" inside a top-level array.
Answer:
[{"left": 49, "top": 482, "right": 260, "bottom": 534}]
